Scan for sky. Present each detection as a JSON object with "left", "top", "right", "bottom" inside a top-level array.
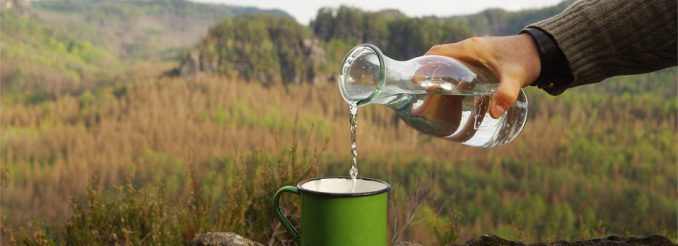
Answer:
[{"left": 190, "top": 0, "right": 564, "bottom": 25}]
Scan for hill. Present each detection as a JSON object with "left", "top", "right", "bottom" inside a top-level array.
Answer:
[
  {"left": 182, "top": 1, "right": 675, "bottom": 97},
  {"left": 0, "top": 11, "right": 119, "bottom": 103},
  {"left": 446, "top": 0, "right": 574, "bottom": 35},
  {"left": 182, "top": 6, "right": 474, "bottom": 83},
  {"left": 0, "top": 0, "right": 291, "bottom": 103},
  {"left": 31, "top": 0, "right": 291, "bottom": 60},
  {"left": 180, "top": 14, "right": 326, "bottom": 85},
  {"left": 180, "top": 1, "right": 576, "bottom": 84}
]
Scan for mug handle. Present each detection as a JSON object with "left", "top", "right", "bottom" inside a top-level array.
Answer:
[{"left": 273, "top": 186, "right": 301, "bottom": 243}]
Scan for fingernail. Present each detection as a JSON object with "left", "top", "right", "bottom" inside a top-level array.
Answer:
[{"left": 492, "top": 104, "right": 506, "bottom": 118}]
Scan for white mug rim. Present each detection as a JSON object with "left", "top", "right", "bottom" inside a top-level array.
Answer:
[{"left": 296, "top": 176, "right": 391, "bottom": 197}]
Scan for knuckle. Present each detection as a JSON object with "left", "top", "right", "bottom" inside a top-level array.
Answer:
[
  {"left": 427, "top": 44, "right": 445, "bottom": 54},
  {"left": 464, "top": 37, "right": 484, "bottom": 46}
]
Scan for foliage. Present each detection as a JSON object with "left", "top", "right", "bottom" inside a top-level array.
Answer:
[
  {"left": 33, "top": 0, "right": 290, "bottom": 20},
  {"left": 3, "top": 127, "right": 322, "bottom": 245},
  {"left": 0, "top": 11, "right": 118, "bottom": 104},
  {"left": 185, "top": 2, "right": 573, "bottom": 85},
  {"left": 30, "top": 0, "right": 291, "bottom": 60},
  {"left": 445, "top": 0, "right": 574, "bottom": 35},
  {"left": 185, "top": 5, "right": 475, "bottom": 84},
  {"left": 2, "top": 73, "right": 675, "bottom": 244},
  {"left": 311, "top": 6, "right": 472, "bottom": 60},
  {"left": 1, "top": 0, "right": 676, "bottom": 244}
]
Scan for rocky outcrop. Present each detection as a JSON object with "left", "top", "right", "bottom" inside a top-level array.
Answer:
[
  {"left": 190, "top": 232, "right": 263, "bottom": 246},
  {"left": 301, "top": 38, "right": 326, "bottom": 85},
  {"left": 190, "top": 233, "right": 674, "bottom": 246},
  {"left": 178, "top": 15, "right": 326, "bottom": 85},
  {"left": 179, "top": 50, "right": 201, "bottom": 78}
]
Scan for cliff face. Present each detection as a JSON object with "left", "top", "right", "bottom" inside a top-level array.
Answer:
[
  {"left": 179, "top": 37, "right": 326, "bottom": 85},
  {"left": 179, "top": 15, "right": 326, "bottom": 84},
  {"left": 179, "top": 14, "right": 326, "bottom": 85}
]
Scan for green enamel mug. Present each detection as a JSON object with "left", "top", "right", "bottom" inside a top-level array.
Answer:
[{"left": 273, "top": 177, "right": 390, "bottom": 246}]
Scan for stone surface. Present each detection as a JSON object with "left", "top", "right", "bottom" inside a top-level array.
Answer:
[
  {"left": 189, "top": 232, "right": 264, "bottom": 246},
  {"left": 453, "top": 234, "right": 675, "bottom": 246},
  {"left": 190, "top": 232, "right": 674, "bottom": 246},
  {"left": 394, "top": 241, "right": 424, "bottom": 246}
]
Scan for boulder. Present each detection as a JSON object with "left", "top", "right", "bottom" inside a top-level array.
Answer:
[{"left": 189, "top": 232, "right": 263, "bottom": 246}]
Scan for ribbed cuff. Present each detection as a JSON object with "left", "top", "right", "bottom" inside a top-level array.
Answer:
[
  {"left": 528, "top": 0, "right": 677, "bottom": 90},
  {"left": 521, "top": 27, "right": 573, "bottom": 95},
  {"left": 527, "top": 0, "right": 613, "bottom": 87}
]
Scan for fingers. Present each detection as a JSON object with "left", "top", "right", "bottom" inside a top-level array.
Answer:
[
  {"left": 489, "top": 76, "right": 522, "bottom": 119},
  {"left": 426, "top": 37, "right": 526, "bottom": 119}
]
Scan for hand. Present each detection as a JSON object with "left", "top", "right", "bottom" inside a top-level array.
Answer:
[{"left": 425, "top": 34, "right": 541, "bottom": 118}]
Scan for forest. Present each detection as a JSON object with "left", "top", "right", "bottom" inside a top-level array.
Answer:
[{"left": 0, "top": 0, "right": 675, "bottom": 245}]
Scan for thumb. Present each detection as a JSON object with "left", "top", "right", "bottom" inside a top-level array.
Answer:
[{"left": 489, "top": 77, "right": 521, "bottom": 119}]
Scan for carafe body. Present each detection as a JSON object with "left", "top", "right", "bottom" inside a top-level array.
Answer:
[{"left": 338, "top": 44, "right": 528, "bottom": 147}]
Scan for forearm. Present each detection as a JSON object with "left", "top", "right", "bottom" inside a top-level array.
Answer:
[{"left": 528, "top": 0, "right": 677, "bottom": 91}]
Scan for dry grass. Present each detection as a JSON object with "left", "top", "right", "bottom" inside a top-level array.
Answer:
[{"left": 1, "top": 74, "right": 676, "bottom": 243}]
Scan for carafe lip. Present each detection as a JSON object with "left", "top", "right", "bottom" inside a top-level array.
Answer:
[{"left": 339, "top": 43, "right": 385, "bottom": 106}]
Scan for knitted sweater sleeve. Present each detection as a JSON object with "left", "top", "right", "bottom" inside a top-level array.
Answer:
[{"left": 528, "top": 0, "right": 677, "bottom": 89}]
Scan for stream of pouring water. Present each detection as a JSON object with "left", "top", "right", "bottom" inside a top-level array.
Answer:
[{"left": 349, "top": 101, "right": 358, "bottom": 192}]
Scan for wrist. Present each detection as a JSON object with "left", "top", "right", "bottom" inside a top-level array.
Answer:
[{"left": 515, "top": 33, "right": 541, "bottom": 86}]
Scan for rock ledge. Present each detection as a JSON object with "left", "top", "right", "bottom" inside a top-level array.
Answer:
[
  {"left": 189, "top": 232, "right": 674, "bottom": 246},
  {"left": 190, "top": 232, "right": 263, "bottom": 246},
  {"left": 453, "top": 234, "right": 674, "bottom": 246}
]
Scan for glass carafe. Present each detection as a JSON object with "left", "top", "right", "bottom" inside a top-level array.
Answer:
[{"left": 338, "top": 44, "right": 528, "bottom": 148}]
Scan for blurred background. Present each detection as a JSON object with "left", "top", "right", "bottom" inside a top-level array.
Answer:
[{"left": 0, "top": 0, "right": 675, "bottom": 245}]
